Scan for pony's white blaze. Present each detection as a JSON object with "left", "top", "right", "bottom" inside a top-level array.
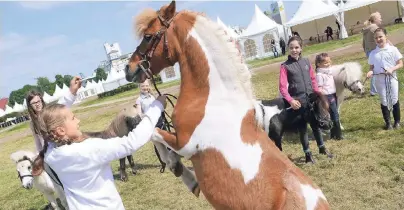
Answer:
[
  {"left": 178, "top": 16, "right": 263, "bottom": 184},
  {"left": 300, "top": 184, "right": 327, "bottom": 210}
]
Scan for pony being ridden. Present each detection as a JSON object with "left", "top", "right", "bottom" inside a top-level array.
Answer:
[{"left": 125, "top": 1, "right": 330, "bottom": 209}]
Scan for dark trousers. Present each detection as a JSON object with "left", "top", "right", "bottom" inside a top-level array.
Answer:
[
  {"left": 284, "top": 98, "right": 325, "bottom": 153},
  {"left": 281, "top": 47, "right": 286, "bottom": 56}
]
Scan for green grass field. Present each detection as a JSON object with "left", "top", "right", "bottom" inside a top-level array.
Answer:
[{"left": 1, "top": 44, "right": 404, "bottom": 209}]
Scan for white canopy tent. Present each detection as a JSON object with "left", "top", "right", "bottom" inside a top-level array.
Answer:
[
  {"left": 286, "top": 0, "right": 341, "bottom": 40},
  {"left": 341, "top": 0, "right": 381, "bottom": 11},
  {"left": 326, "top": 0, "right": 349, "bottom": 39},
  {"left": 286, "top": 0, "right": 340, "bottom": 27},
  {"left": 239, "top": 4, "right": 285, "bottom": 60},
  {"left": 0, "top": 109, "right": 5, "bottom": 117}
]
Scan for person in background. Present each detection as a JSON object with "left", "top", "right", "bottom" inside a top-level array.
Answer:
[
  {"left": 279, "top": 37, "right": 286, "bottom": 56},
  {"left": 26, "top": 76, "right": 82, "bottom": 153}
]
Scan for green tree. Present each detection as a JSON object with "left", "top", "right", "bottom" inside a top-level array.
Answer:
[
  {"left": 36, "top": 77, "right": 55, "bottom": 95},
  {"left": 95, "top": 68, "right": 107, "bottom": 82},
  {"left": 63, "top": 75, "right": 73, "bottom": 87},
  {"left": 55, "top": 74, "right": 64, "bottom": 88},
  {"left": 8, "top": 85, "right": 39, "bottom": 105}
]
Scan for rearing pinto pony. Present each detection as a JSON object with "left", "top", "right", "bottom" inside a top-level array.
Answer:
[{"left": 125, "top": 1, "right": 330, "bottom": 209}]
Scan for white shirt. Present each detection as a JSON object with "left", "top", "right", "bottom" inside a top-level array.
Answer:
[
  {"left": 136, "top": 93, "right": 156, "bottom": 113},
  {"left": 368, "top": 45, "right": 403, "bottom": 75},
  {"left": 45, "top": 100, "right": 164, "bottom": 210}
]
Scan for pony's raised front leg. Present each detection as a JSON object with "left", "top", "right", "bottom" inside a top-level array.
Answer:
[
  {"left": 54, "top": 183, "right": 69, "bottom": 210},
  {"left": 42, "top": 190, "right": 60, "bottom": 210},
  {"left": 336, "top": 87, "right": 345, "bottom": 130},
  {"left": 127, "top": 155, "right": 137, "bottom": 175},
  {"left": 152, "top": 140, "right": 200, "bottom": 197},
  {"left": 119, "top": 158, "right": 128, "bottom": 182}
]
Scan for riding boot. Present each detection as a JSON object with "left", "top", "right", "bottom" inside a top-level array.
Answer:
[
  {"left": 333, "top": 120, "right": 344, "bottom": 140},
  {"left": 330, "top": 126, "right": 336, "bottom": 139},
  {"left": 393, "top": 101, "right": 401, "bottom": 129},
  {"left": 305, "top": 151, "right": 315, "bottom": 164},
  {"left": 319, "top": 146, "right": 334, "bottom": 159},
  {"left": 381, "top": 104, "right": 393, "bottom": 130}
]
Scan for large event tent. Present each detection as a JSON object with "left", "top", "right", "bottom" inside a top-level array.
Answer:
[
  {"left": 286, "top": 0, "right": 341, "bottom": 38},
  {"left": 238, "top": 4, "right": 285, "bottom": 60}
]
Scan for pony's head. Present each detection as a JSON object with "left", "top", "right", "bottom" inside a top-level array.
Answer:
[
  {"left": 307, "top": 92, "right": 333, "bottom": 130},
  {"left": 125, "top": 1, "right": 179, "bottom": 83},
  {"left": 344, "top": 80, "right": 365, "bottom": 95},
  {"left": 10, "top": 151, "right": 36, "bottom": 189}
]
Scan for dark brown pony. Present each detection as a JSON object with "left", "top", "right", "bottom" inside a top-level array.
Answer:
[
  {"left": 125, "top": 1, "right": 329, "bottom": 209},
  {"left": 84, "top": 103, "right": 200, "bottom": 197}
]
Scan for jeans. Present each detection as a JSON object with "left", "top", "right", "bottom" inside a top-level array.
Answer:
[
  {"left": 327, "top": 94, "right": 339, "bottom": 123},
  {"left": 284, "top": 98, "right": 325, "bottom": 153}
]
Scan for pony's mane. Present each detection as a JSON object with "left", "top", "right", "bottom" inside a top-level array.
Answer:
[
  {"left": 135, "top": 8, "right": 158, "bottom": 39},
  {"left": 331, "top": 62, "right": 363, "bottom": 85},
  {"left": 192, "top": 14, "right": 255, "bottom": 102}
]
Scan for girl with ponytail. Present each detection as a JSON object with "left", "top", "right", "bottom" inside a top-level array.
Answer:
[{"left": 31, "top": 96, "right": 167, "bottom": 210}]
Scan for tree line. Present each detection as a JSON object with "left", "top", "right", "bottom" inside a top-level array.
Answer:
[{"left": 8, "top": 68, "right": 107, "bottom": 106}]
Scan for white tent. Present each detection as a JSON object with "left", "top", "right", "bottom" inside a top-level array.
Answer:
[
  {"left": 239, "top": 4, "right": 284, "bottom": 60},
  {"left": 341, "top": 0, "right": 381, "bottom": 11},
  {"left": 286, "top": 0, "right": 340, "bottom": 27},
  {"left": 240, "top": 4, "right": 283, "bottom": 37},
  {"left": 0, "top": 109, "right": 5, "bottom": 117},
  {"left": 4, "top": 105, "right": 14, "bottom": 115},
  {"left": 43, "top": 91, "right": 52, "bottom": 103},
  {"left": 327, "top": 0, "right": 349, "bottom": 39},
  {"left": 12, "top": 102, "right": 25, "bottom": 113},
  {"left": 217, "top": 17, "right": 239, "bottom": 40}
]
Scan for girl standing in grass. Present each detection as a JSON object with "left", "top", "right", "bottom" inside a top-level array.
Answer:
[
  {"left": 367, "top": 28, "right": 403, "bottom": 130},
  {"left": 315, "top": 53, "right": 344, "bottom": 140},
  {"left": 279, "top": 36, "right": 333, "bottom": 163}
]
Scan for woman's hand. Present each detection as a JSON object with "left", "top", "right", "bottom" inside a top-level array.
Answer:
[
  {"left": 156, "top": 95, "right": 167, "bottom": 109},
  {"left": 366, "top": 71, "right": 373, "bottom": 78},
  {"left": 290, "top": 99, "right": 301, "bottom": 110},
  {"left": 385, "top": 68, "right": 394, "bottom": 75}
]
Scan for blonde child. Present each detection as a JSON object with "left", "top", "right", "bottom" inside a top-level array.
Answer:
[
  {"left": 32, "top": 95, "right": 167, "bottom": 210},
  {"left": 315, "top": 53, "right": 344, "bottom": 140},
  {"left": 367, "top": 28, "right": 403, "bottom": 130}
]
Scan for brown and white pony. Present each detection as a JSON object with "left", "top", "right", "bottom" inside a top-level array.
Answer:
[{"left": 125, "top": 1, "right": 329, "bottom": 209}]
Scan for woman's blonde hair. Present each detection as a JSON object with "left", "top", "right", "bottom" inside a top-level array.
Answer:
[
  {"left": 364, "top": 12, "right": 381, "bottom": 26},
  {"left": 32, "top": 103, "right": 71, "bottom": 176}
]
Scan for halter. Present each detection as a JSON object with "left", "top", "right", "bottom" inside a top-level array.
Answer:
[
  {"left": 134, "top": 12, "right": 177, "bottom": 80},
  {"left": 16, "top": 157, "right": 33, "bottom": 182},
  {"left": 344, "top": 80, "right": 362, "bottom": 92}
]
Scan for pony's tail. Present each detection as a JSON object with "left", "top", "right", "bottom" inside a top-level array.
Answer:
[{"left": 32, "top": 140, "right": 49, "bottom": 176}]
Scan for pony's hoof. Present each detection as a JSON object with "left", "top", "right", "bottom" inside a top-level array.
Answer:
[
  {"left": 172, "top": 162, "right": 183, "bottom": 177},
  {"left": 131, "top": 170, "right": 137, "bottom": 175},
  {"left": 192, "top": 183, "right": 201, "bottom": 198}
]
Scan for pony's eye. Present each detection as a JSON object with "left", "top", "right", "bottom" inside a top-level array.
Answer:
[
  {"left": 144, "top": 34, "right": 152, "bottom": 41},
  {"left": 28, "top": 166, "right": 31, "bottom": 170}
]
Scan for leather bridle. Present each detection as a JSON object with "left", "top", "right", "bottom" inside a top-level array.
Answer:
[
  {"left": 133, "top": 12, "right": 177, "bottom": 80},
  {"left": 16, "top": 157, "right": 33, "bottom": 182}
]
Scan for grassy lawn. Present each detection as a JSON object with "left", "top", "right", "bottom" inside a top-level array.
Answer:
[
  {"left": 76, "top": 79, "right": 180, "bottom": 108},
  {"left": 2, "top": 44, "right": 404, "bottom": 209},
  {"left": 0, "top": 122, "right": 29, "bottom": 139},
  {"left": 247, "top": 23, "right": 404, "bottom": 68}
]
